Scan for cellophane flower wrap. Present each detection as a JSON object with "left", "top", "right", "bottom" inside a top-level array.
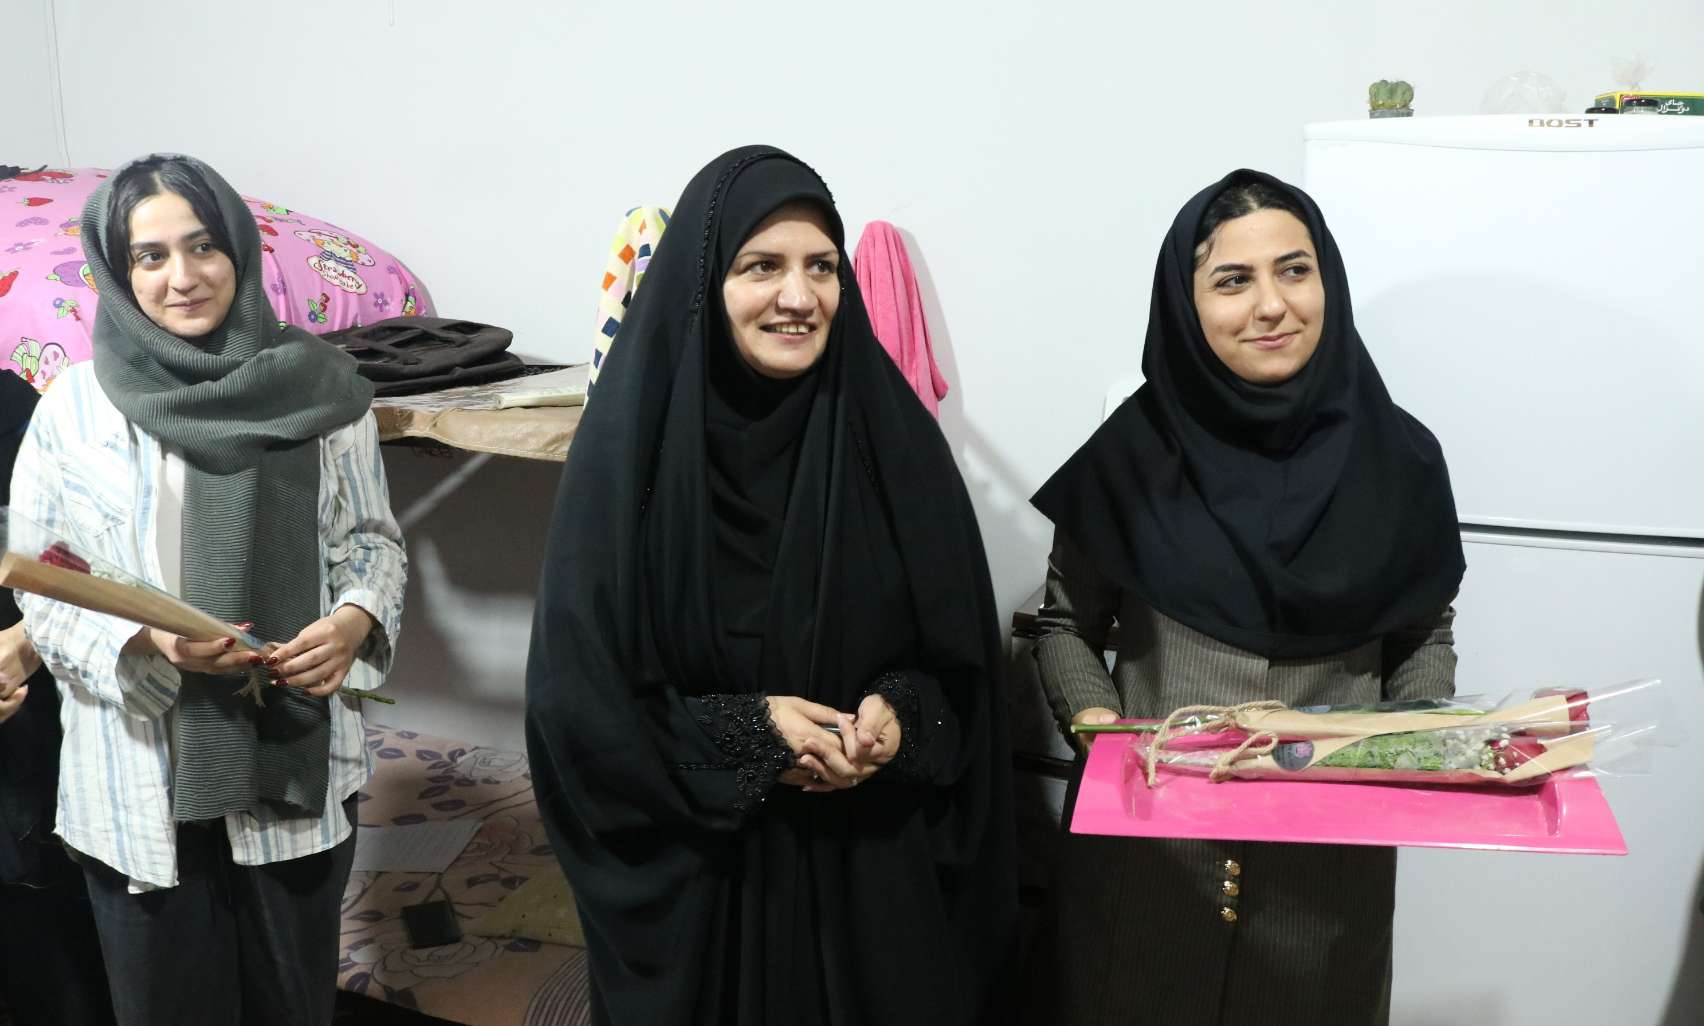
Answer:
[{"left": 1130, "top": 680, "right": 1666, "bottom": 788}]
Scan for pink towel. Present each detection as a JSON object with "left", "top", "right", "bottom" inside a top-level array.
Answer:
[{"left": 853, "top": 221, "right": 949, "bottom": 417}]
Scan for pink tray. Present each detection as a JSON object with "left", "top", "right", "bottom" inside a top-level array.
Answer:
[{"left": 1069, "top": 731, "right": 1627, "bottom": 855}]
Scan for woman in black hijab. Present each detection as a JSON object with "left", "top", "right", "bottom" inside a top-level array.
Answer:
[
  {"left": 1022, "top": 170, "right": 1465, "bottom": 1025},
  {"left": 1, "top": 370, "right": 116, "bottom": 1026},
  {"left": 525, "top": 146, "right": 1016, "bottom": 1025}
]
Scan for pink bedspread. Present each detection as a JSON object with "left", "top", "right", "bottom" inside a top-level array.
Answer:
[{"left": 0, "top": 167, "right": 433, "bottom": 393}]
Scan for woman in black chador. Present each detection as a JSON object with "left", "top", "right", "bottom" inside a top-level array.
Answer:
[{"left": 525, "top": 145, "right": 1017, "bottom": 1026}]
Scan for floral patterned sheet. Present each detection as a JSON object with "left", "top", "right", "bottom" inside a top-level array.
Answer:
[
  {"left": 0, "top": 167, "right": 433, "bottom": 395},
  {"left": 341, "top": 725, "right": 590, "bottom": 1026}
]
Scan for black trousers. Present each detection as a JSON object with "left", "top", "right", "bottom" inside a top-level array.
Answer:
[
  {"left": 80, "top": 800, "right": 358, "bottom": 1026},
  {"left": 0, "top": 864, "right": 117, "bottom": 1026}
]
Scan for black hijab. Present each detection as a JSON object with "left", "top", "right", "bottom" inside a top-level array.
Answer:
[
  {"left": 1033, "top": 169, "right": 1464, "bottom": 659},
  {"left": 526, "top": 147, "right": 1013, "bottom": 1024},
  {"left": 703, "top": 320, "right": 819, "bottom": 678},
  {"left": 644, "top": 156, "right": 839, "bottom": 700},
  {"left": 0, "top": 371, "right": 32, "bottom": 440},
  {"left": 1, "top": 371, "right": 66, "bottom": 886}
]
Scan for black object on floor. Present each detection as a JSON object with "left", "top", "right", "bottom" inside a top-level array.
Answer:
[{"left": 401, "top": 899, "right": 463, "bottom": 950}]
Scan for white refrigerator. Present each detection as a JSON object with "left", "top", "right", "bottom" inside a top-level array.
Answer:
[{"left": 1305, "top": 114, "right": 1704, "bottom": 1026}]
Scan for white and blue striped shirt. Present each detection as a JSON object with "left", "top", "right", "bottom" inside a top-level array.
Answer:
[{"left": 9, "top": 362, "right": 406, "bottom": 891}]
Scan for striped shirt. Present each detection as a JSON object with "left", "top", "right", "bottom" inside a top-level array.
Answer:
[{"left": 9, "top": 363, "right": 406, "bottom": 892}]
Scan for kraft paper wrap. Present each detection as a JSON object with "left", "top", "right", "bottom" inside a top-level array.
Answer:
[
  {"left": 1146, "top": 695, "right": 1593, "bottom": 787},
  {"left": 1, "top": 550, "right": 256, "bottom": 651},
  {"left": 1234, "top": 694, "right": 1579, "bottom": 740}
]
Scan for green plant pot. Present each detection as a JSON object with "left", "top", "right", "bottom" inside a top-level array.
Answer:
[{"left": 1369, "top": 108, "right": 1414, "bottom": 118}]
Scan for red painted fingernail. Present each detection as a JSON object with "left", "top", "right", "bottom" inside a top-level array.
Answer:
[
  {"left": 223, "top": 638, "right": 235, "bottom": 649},
  {"left": 265, "top": 656, "right": 278, "bottom": 667},
  {"left": 276, "top": 678, "right": 291, "bottom": 687},
  {"left": 248, "top": 655, "right": 263, "bottom": 665}
]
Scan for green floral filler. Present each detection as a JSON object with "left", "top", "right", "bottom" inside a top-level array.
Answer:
[{"left": 1317, "top": 726, "right": 1509, "bottom": 772}]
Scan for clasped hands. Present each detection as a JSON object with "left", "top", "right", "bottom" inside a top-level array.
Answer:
[{"left": 766, "top": 694, "right": 902, "bottom": 794}]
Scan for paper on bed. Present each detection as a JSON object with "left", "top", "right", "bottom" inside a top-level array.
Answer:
[
  {"left": 491, "top": 364, "right": 591, "bottom": 409},
  {"left": 352, "top": 820, "right": 483, "bottom": 874}
]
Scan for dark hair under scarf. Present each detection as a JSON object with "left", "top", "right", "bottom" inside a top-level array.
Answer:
[
  {"left": 82, "top": 155, "right": 372, "bottom": 820},
  {"left": 525, "top": 146, "right": 1014, "bottom": 1024},
  {"left": 1033, "top": 168, "right": 1465, "bottom": 659},
  {"left": 102, "top": 155, "right": 237, "bottom": 279}
]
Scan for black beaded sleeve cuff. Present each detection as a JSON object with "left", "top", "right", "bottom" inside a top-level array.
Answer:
[
  {"left": 868, "top": 671, "right": 923, "bottom": 779},
  {"left": 687, "top": 693, "right": 794, "bottom": 814}
]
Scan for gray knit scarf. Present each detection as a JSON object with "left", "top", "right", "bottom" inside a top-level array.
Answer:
[{"left": 82, "top": 156, "right": 374, "bottom": 821}]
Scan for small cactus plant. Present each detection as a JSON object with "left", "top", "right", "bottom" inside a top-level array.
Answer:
[{"left": 1368, "top": 80, "right": 1414, "bottom": 111}]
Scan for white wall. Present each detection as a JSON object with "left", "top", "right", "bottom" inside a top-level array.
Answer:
[
  {"left": 24, "top": 0, "right": 1701, "bottom": 713},
  {"left": 19, "top": 2, "right": 1704, "bottom": 1021},
  {"left": 4, "top": 0, "right": 68, "bottom": 165},
  {"left": 33, "top": 0, "right": 1704, "bottom": 726},
  {"left": 42, "top": 1, "right": 1704, "bottom": 649}
]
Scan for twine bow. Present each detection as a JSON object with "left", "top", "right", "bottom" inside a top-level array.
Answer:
[
  {"left": 1143, "top": 700, "right": 1289, "bottom": 788},
  {"left": 234, "top": 666, "right": 270, "bottom": 707}
]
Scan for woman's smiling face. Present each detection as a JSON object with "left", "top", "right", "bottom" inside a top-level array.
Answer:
[
  {"left": 125, "top": 190, "right": 237, "bottom": 339},
  {"left": 721, "top": 203, "right": 840, "bottom": 380},
  {"left": 1192, "top": 208, "right": 1324, "bottom": 385}
]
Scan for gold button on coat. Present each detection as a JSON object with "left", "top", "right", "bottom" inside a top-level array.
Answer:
[
  {"left": 1222, "top": 859, "right": 1241, "bottom": 877},
  {"left": 1219, "top": 906, "right": 1238, "bottom": 923},
  {"left": 1222, "top": 880, "right": 1240, "bottom": 897}
]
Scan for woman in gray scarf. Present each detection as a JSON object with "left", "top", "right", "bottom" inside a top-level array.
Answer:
[{"left": 9, "top": 154, "right": 407, "bottom": 1026}]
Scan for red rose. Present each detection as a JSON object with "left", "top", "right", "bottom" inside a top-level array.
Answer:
[{"left": 38, "top": 542, "right": 92, "bottom": 574}]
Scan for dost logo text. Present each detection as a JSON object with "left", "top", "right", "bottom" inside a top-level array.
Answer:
[{"left": 1528, "top": 118, "right": 1600, "bottom": 128}]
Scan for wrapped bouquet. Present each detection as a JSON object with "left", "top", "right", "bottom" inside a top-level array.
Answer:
[
  {"left": 1121, "top": 682, "right": 1663, "bottom": 789},
  {"left": 2, "top": 508, "right": 393, "bottom": 705}
]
